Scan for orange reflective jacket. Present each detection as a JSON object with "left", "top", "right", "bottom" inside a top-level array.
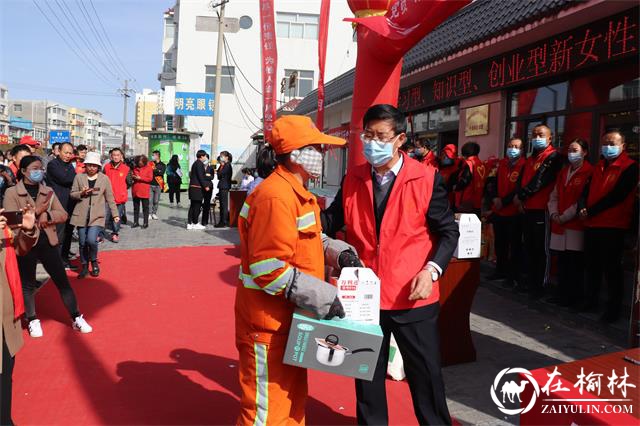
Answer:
[{"left": 235, "top": 165, "right": 325, "bottom": 342}]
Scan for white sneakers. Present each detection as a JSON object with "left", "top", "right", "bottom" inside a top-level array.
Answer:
[
  {"left": 188, "top": 223, "right": 206, "bottom": 230},
  {"left": 28, "top": 319, "right": 43, "bottom": 338},
  {"left": 151, "top": 214, "right": 159, "bottom": 220},
  {"left": 28, "top": 316, "right": 93, "bottom": 337},
  {"left": 72, "top": 315, "right": 93, "bottom": 334}
]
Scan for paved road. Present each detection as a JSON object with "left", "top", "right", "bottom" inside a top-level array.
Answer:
[{"left": 45, "top": 192, "right": 623, "bottom": 425}]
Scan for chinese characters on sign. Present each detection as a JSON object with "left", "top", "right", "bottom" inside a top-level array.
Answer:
[
  {"left": 398, "top": 8, "right": 638, "bottom": 112},
  {"left": 49, "top": 130, "right": 71, "bottom": 143},
  {"left": 542, "top": 366, "right": 637, "bottom": 398},
  {"left": 174, "top": 92, "right": 214, "bottom": 116},
  {"left": 465, "top": 104, "right": 489, "bottom": 136},
  {"left": 260, "top": 0, "right": 278, "bottom": 142}
]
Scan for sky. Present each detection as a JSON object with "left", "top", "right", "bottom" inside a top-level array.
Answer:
[{"left": 0, "top": 0, "right": 173, "bottom": 124}]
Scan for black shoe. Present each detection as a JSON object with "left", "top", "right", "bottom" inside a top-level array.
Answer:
[
  {"left": 121, "top": 216, "right": 128, "bottom": 225},
  {"left": 141, "top": 223, "right": 149, "bottom": 229},
  {"left": 64, "top": 262, "right": 78, "bottom": 271},
  {"left": 577, "top": 300, "right": 598, "bottom": 313},
  {"left": 90, "top": 261, "right": 100, "bottom": 277},
  {"left": 78, "top": 264, "right": 89, "bottom": 279},
  {"left": 131, "top": 223, "right": 140, "bottom": 228},
  {"left": 214, "top": 223, "right": 228, "bottom": 228},
  {"left": 600, "top": 310, "right": 620, "bottom": 323}
]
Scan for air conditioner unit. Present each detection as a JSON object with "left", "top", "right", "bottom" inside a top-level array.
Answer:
[{"left": 152, "top": 114, "right": 165, "bottom": 130}]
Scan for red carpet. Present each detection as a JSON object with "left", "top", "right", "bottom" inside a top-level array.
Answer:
[{"left": 13, "top": 246, "right": 420, "bottom": 425}]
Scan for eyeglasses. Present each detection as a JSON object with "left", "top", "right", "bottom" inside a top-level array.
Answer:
[{"left": 360, "top": 132, "right": 399, "bottom": 144}]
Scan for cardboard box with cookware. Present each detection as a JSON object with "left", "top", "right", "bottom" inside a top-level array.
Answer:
[{"left": 283, "top": 268, "right": 383, "bottom": 381}]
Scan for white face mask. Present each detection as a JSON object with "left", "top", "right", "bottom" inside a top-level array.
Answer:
[{"left": 290, "top": 147, "right": 323, "bottom": 179}]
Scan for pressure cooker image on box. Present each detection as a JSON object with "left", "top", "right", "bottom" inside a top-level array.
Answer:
[
  {"left": 315, "top": 334, "right": 375, "bottom": 367},
  {"left": 283, "top": 309, "right": 383, "bottom": 381}
]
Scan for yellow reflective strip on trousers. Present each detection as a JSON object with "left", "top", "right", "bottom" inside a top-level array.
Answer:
[{"left": 253, "top": 343, "right": 268, "bottom": 426}]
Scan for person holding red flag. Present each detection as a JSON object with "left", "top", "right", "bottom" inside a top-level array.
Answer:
[
  {"left": 547, "top": 138, "right": 593, "bottom": 307},
  {"left": 579, "top": 130, "right": 638, "bottom": 322},
  {"left": 487, "top": 138, "right": 526, "bottom": 287},
  {"left": 515, "top": 124, "right": 563, "bottom": 299}
]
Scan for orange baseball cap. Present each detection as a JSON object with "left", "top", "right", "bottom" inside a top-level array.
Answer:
[{"left": 270, "top": 115, "right": 346, "bottom": 155}]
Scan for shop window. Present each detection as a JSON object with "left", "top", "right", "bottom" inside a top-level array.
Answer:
[
  {"left": 609, "top": 78, "right": 640, "bottom": 102},
  {"left": 284, "top": 69, "right": 314, "bottom": 98},
  {"left": 205, "top": 65, "right": 235, "bottom": 94},
  {"left": 510, "top": 82, "right": 568, "bottom": 117}
]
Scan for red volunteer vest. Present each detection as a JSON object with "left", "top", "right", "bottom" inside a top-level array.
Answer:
[
  {"left": 342, "top": 153, "right": 439, "bottom": 311},
  {"left": 586, "top": 152, "right": 637, "bottom": 229},
  {"left": 522, "top": 144, "right": 556, "bottom": 210},
  {"left": 551, "top": 162, "right": 593, "bottom": 234},
  {"left": 455, "top": 156, "right": 485, "bottom": 210},
  {"left": 493, "top": 157, "right": 525, "bottom": 217},
  {"left": 439, "top": 158, "right": 461, "bottom": 207},
  {"left": 422, "top": 150, "right": 439, "bottom": 170}
]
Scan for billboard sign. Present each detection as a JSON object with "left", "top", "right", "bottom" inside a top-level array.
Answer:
[
  {"left": 49, "top": 130, "right": 71, "bottom": 143},
  {"left": 174, "top": 92, "right": 214, "bottom": 116}
]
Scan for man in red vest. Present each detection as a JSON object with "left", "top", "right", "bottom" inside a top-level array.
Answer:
[
  {"left": 438, "top": 143, "right": 462, "bottom": 208},
  {"left": 102, "top": 148, "right": 130, "bottom": 243},
  {"left": 322, "top": 104, "right": 459, "bottom": 425},
  {"left": 413, "top": 138, "right": 439, "bottom": 169},
  {"left": 454, "top": 141, "right": 485, "bottom": 215},
  {"left": 487, "top": 138, "right": 526, "bottom": 286},
  {"left": 515, "top": 124, "right": 563, "bottom": 299},
  {"left": 579, "top": 130, "right": 638, "bottom": 322}
]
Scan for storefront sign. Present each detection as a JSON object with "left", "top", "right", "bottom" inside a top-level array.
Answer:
[
  {"left": 174, "top": 92, "right": 214, "bottom": 116},
  {"left": 465, "top": 104, "right": 489, "bottom": 136},
  {"left": 49, "top": 130, "right": 71, "bottom": 143},
  {"left": 399, "top": 7, "right": 639, "bottom": 112},
  {"left": 259, "top": 0, "right": 278, "bottom": 142}
]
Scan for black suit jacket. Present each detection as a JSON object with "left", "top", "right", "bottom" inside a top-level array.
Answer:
[
  {"left": 217, "top": 163, "right": 232, "bottom": 190},
  {"left": 46, "top": 157, "right": 76, "bottom": 213}
]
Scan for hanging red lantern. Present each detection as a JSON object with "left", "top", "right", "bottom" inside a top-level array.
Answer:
[{"left": 347, "top": 0, "right": 391, "bottom": 17}]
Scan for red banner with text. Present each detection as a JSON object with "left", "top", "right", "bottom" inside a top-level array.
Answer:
[
  {"left": 259, "top": 0, "right": 278, "bottom": 143},
  {"left": 316, "top": 0, "right": 330, "bottom": 130}
]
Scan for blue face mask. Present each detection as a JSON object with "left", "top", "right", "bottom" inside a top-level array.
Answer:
[
  {"left": 506, "top": 148, "right": 521, "bottom": 160},
  {"left": 567, "top": 152, "right": 583, "bottom": 164},
  {"left": 601, "top": 145, "right": 621, "bottom": 160},
  {"left": 531, "top": 137, "right": 548, "bottom": 151},
  {"left": 440, "top": 156, "right": 454, "bottom": 167},
  {"left": 362, "top": 137, "right": 396, "bottom": 167},
  {"left": 29, "top": 170, "right": 45, "bottom": 183}
]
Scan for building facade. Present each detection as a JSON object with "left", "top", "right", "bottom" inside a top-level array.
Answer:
[
  {"left": 158, "top": 0, "right": 358, "bottom": 161},
  {"left": 135, "top": 89, "right": 162, "bottom": 156},
  {"left": 295, "top": 0, "right": 639, "bottom": 189},
  {"left": 0, "top": 85, "right": 9, "bottom": 144}
]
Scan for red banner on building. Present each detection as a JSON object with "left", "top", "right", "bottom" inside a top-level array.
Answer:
[
  {"left": 259, "top": 0, "right": 278, "bottom": 143},
  {"left": 316, "top": 0, "right": 330, "bottom": 129},
  {"left": 0, "top": 135, "right": 8, "bottom": 145}
]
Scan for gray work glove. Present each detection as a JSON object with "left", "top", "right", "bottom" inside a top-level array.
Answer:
[
  {"left": 285, "top": 268, "right": 338, "bottom": 319},
  {"left": 338, "top": 250, "right": 363, "bottom": 268}
]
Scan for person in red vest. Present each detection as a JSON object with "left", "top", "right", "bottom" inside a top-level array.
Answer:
[
  {"left": 454, "top": 142, "right": 485, "bottom": 215},
  {"left": 487, "top": 138, "right": 526, "bottom": 287},
  {"left": 515, "top": 124, "right": 563, "bottom": 299},
  {"left": 412, "top": 138, "right": 439, "bottom": 169},
  {"left": 322, "top": 104, "right": 459, "bottom": 425},
  {"left": 102, "top": 148, "right": 130, "bottom": 243},
  {"left": 438, "top": 143, "right": 462, "bottom": 207},
  {"left": 547, "top": 138, "right": 593, "bottom": 307},
  {"left": 579, "top": 130, "right": 638, "bottom": 322},
  {"left": 131, "top": 155, "right": 154, "bottom": 229},
  {"left": 74, "top": 145, "right": 88, "bottom": 175}
]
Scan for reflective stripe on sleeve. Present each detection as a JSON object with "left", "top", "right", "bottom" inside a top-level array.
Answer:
[
  {"left": 249, "top": 258, "right": 286, "bottom": 278},
  {"left": 262, "top": 267, "right": 293, "bottom": 295},
  {"left": 296, "top": 211, "right": 316, "bottom": 230},
  {"left": 253, "top": 343, "right": 268, "bottom": 426},
  {"left": 240, "top": 202, "right": 250, "bottom": 219}
]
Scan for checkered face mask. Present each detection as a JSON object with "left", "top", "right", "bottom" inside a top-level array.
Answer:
[{"left": 291, "top": 146, "right": 323, "bottom": 179}]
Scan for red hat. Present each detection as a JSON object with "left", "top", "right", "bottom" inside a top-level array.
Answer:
[
  {"left": 19, "top": 135, "right": 40, "bottom": 147},
  {"left": 443, "top": 144, "right": 457, "bottom": 159},
  {"left": 270, "top": 115, "right": 345, "bottom": 155}
]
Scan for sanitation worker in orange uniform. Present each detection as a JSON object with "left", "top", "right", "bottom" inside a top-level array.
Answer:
[{"left": 235, "top": 115, "right": 363, "bottom": 426}]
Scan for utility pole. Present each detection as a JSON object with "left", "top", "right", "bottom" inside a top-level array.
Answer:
[
  {"left": 210, "top": 0, "right": 227, "bottom": 158},
  {"left": 44, "top": 100, "right": 49, "bottom": 150},
  {"left": 118, "top": 79, "right": 134, "bottom": 154}
]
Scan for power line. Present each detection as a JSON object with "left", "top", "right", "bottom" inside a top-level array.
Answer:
[
  {"left": 7, "top": 84, "right": 120, "bottom": 97},
  {"left": 222, "top": 36, "right": 261, "bottom": 122},
  {"left": 32, "top": 0, "right": 116, "bottom": 89},
  {"left": 87, "top": 0, "right": 141, "bottom": 90},
  {"left": 53, "top": 0, "right": 121, "bottom": 81}
]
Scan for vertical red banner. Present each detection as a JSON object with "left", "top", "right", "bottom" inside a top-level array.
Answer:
[
  {"left": 316, "top": 0, "right": 330, "bottom": 130},
  {"left": 259, "top": 0, "right": 278, "bottom": 143}
]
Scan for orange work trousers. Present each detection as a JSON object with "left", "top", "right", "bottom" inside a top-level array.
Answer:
[{"left": 236, "top": 332, "right": 307, "bottom": 426}]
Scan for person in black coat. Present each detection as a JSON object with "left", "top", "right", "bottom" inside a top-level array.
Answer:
[
  {"left": 215, "top": 150, "right": 233, "bottom": 228},
  {"left": 46, "top": 142, "right": 77, "bottom": 267},
  {"left": 187, "top": 150, "right": 209, "bottom": 230},
  {"left": 200, "top": 155, "right": 215, "bottom": 228}
]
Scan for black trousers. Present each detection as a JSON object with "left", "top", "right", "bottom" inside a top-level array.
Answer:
[
  {"left": 18, "top": 235, "right": 80, "bottom": 321},
  {"left": 556, "top": 250, "right": 585, "bottom": 306},
  {"left": 56, "top": 220, "right": 74, "bottom": 259},
  {"left": 218, "top": 189, "right": 229, "bottom": 225},
  {"left": 133, "top": 197, "right": 149, "bottom": 226},
  {"left": 188, "top": 200, "right": 203, "bottom": 224},
  {"left": 201, "top": 188, "right": 213, "bottom": 226},
  {"left": 0, "top": 338, "right": 15, "bottom": 426},
  {"left": 523, "top": 210, "right": 549, "bottom": 295},
  {"left": 355, "top": 303, "right": 451, "bottom": 425},
  {"left": 585, "top": 228, "right": 626, "bottom": 314},
  {"left": 492, "top": 214, "right": 523, "bottom": 282},
  {"left": 168, "top": 182, "right": 181, "bottom": 204}
]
